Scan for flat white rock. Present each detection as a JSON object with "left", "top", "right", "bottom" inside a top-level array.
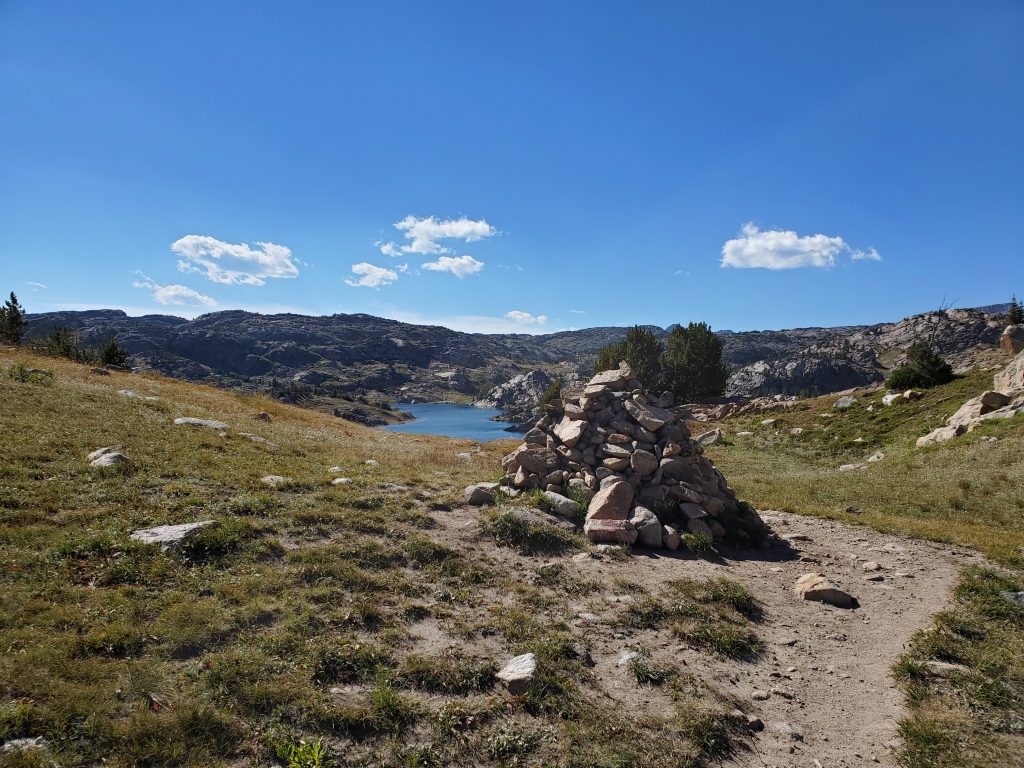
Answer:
[
  {"left": 174, "top": 417, "right": 229, "bottom": 430},
  {"left": 496, "top": 652, "right": 537, "bottom": 694},
  {"left": 129, "top": 521, "right": 216, "bottom": 549}
]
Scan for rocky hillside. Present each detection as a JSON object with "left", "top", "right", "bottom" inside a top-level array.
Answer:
[{"left": 25, "top": 306, "right": 1007, "bottom": 406}]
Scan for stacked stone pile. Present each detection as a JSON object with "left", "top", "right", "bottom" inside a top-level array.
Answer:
[{"left": 497, "top": 362, "right": 762, "bottom": 547}]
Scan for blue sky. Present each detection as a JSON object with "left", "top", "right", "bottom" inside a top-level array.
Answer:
[{"left": 1, "top": 2, "right": 1021, "bottom": 333}]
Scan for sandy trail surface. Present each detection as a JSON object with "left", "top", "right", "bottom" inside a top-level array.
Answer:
[{"left": 435, "top": 506, "right": 981, "bottom": 767}]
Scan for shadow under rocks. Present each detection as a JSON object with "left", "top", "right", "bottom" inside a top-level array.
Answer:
[{"left": 629, "top": 535, "right": 802, "bottom": 565}]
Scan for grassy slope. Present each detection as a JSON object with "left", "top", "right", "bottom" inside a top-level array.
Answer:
[
  {"left": 0, "top": 352, "right": 757, "bottom": 768},
  {"left": 707, "top": 367, "right": 1024, "bottom": 766},
  {"left": 707, "top": 367, "right": 1024, "bottom": 565}
]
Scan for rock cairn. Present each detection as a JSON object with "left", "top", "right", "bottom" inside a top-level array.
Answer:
[{"left": 498, "top": 362, "right": 762, "bottom": 547}]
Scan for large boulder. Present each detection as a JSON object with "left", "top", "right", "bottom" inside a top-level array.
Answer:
[
  {"left": 1000, "top": 324, "right": 1024, "bottom": 355},
  {"left": 995, "top": 349, "right": 1024, "bottom": 393}
]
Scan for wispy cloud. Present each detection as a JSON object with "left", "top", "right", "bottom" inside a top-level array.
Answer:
[
  {"left": 569, "top": 309, "right": 586, "bottom": 314},
  {"left": 720, "top": 223, "right": 881, "bottom": 270},
  {"left": 505, "top": 310, "right": 548, "bottom": 326},
  {"left": 172, "top": 235, "right": 300, "bottom": 285},
  {"left": 133, "top": 274, "right": 217, "bottom": 306},
  {"left": 345, "top": 262, "right": 399, "bottom": 288},
  {"left": 421, "top": 254, "right": 484, "bottom": 278},
  {"left": 379, "top": 215, "right": 496, "bottom": 257},
  {"left": 24, "top": 281, "right": 47, "bottom": 291}
]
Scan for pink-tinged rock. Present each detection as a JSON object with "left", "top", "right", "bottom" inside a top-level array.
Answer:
[
  {"left": 584, "top": 518, "right": 638, "bottom": 544},
  {"left": 585, "top": 478, "right": 634, "bottom": 520}
]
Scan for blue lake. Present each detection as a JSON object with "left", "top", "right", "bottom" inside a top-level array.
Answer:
[{"left": 382, "top": 402, "right": 520, "bottom": 443}]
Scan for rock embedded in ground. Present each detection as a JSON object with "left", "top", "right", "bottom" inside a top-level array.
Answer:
[
  {"left": 464, "top": 482, "right": 498, "bottom": 506},
  {"left": 89, "top": 367, "right": 110, "bottom": 376},
  {"left": 261, "top": 475, "right": 289, "bottom": 486},
  {"left": 89, "top": 450, "right": 131, "bottom": 468},
  {"left": 129, "top": 521, "right": 216, "bottom": 550},
  {"left": 174, "top": 416, "right": 228, "bottom": 430},
  {"left": 834, "top": 395, "right": 857, "bottom": 409},
  {"left": 496, "top": 652, "right": 536, "bottom": 694},
  {"left": 862, "top": 561, "right": 882, "bottom": 572},
  {"left": 331, "top": 477, "right": 352, "bottom": 485},
  {"left": 794, "top": 573, "right": 857, "bottom": 609}
]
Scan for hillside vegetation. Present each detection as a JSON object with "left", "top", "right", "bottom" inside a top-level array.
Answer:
[{"left": 0, "top": 351, "right": 758, "bottom": 768}]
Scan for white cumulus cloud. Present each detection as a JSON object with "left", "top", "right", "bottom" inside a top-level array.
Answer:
[
  {"left": 505, "top": 310, "right": 549, "bottom": 326},
  {"left": 421, "top": 254, "right": 485, "bottom": 278},
  {"left": 379, "top": 215, "right": 496, "bottom": 257},
  {"left": 720, "top": 223, "right": 881, "bottom": 270},
  {"left": 133, "top": 274, "right": 217, "bottom": 306},
  {"left": 345, "top": 262, "right": 399, "bottom": 288},
  {"left": 172, "top": 235, "right": 300, "bottom": 286}
]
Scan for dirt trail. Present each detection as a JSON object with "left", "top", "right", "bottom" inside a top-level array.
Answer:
[{"left": 435, "top": 506, "right": 982, "bottom": 768}]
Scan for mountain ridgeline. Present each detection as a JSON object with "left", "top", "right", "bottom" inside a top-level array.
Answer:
[{"left": 24, "top": 307, "right": 1007, "bottom": 406}]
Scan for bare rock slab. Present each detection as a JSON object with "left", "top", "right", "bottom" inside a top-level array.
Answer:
[
  {"left": 174, "top": 417, "right": 229, "bottom": 430},
  {"left": 794, "top": 573, "right": 857, "bottom": 609},
  {"left": 130, "top": 521, "right": 216, "bottom": 550},
  {"left": 496, "top": 652, "right": 536, "bottom": 695}
]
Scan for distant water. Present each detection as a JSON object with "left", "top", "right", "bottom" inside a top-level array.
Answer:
[{"left": 382, "top": 402, "right": 518, "bottom": 443}]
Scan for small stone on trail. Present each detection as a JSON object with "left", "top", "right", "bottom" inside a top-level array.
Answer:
[
  {"left": 464, "top": 482, "right": 498, "bottom": 506},
  {"left": 862, "top": 561, "right": 882, "bottom": 571},
  {"left": 794, "top": 573, "right": 857, "bottom": 609},
  {"left": 617, "top": 650, "right": 641, "bottom": 666},
  {"left": 130, "top": 521, "right": 216, "bottom": 550},
  {"left": 772, "top": 721, "right": 804, "bottom": 741},
  {"left": 496, "top": 653, "right": 536, "bottom": 694},
  {"left": 751, "top": 689, "right": 770, "bottom": 701},
  {"left": 174, "top": 416, "right": 228, "bottom": 430}
]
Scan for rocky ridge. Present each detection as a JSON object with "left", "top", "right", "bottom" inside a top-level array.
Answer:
[
  {"left": 24, "top": 306, "right": 1008, "bottom": 407},
  {"left": 495, "top": 362, "right": 765, "bottom": 547}
]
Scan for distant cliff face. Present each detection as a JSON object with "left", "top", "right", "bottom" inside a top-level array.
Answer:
[
  {"left": 723, "top": 309, "right": 1003, "bottom": 397},
  {"left": 24, "top": 307, "right": 1004, "bottom": 402}
]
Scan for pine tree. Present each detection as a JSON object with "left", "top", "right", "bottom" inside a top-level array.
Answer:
[
  {"left": 592, "top": 326, "right": 664, "bottom": 389},
  {"left": 1008, "top": 294, "right": 1024, "bottom": 326},
  {"left": 0, "top": 292, "right": 26, "bottom": 345},
  {"left": 662, "top": 322, "right": 730, "bottom": 401}
]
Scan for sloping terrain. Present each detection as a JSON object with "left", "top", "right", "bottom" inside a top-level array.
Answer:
[
  {"left": 23, "top": 307, "right": 1006, "bottom": 408},
  {"left": 2, "top": 350, "right": 1022, "bottom": 767}
]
